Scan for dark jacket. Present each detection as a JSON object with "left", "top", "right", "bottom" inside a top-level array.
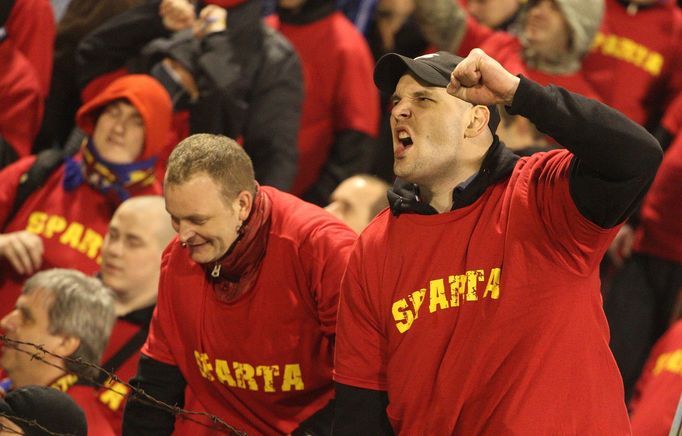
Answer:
[{"left": 77, "top": 0, "right": 303, "bottom": 191}]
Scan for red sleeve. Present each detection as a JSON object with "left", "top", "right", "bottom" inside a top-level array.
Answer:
[
  {"left": 333, "top": 28, "right": 380, "bottom": 137},
  {"left": 0, "top": 42, "right": 43, "bottom": 158},
  {"left": 517, "top": 151, "right": 616, "bottom": 272},
  {"left": 5, "top": 0, "right": 55, "bottom": 97},
  {"left": 140, "top": 246, "right": 178, "bottom": 366},
  {"left": 303, "top": 220, "right": 357, "bottom": 336},
  {"left": 333, "top": 236, "right": 388, "bottom": 391}
]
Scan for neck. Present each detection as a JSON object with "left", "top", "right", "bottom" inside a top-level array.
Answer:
[
  {"left": 422, "top": 149, "right": 485, "bottom": 213},
  {"left": 421, "top": 167, "right": 478, "bottom": 213},
  {"left": 12, "top": 361, "right": 65, "bottom": 388},
  {"left": 114, "top": 288, "right": 157, "bottom": 317}
]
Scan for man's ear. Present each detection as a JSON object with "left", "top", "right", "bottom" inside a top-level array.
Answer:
[
  {"left": 56, "top": 336, "right": 81, "bottom": 358},
  {"left": 464, "top": 105, "right": 490, "bottom": 138},
  {"left": 237, "top": 190, "right": 253, "bottom": 221}
]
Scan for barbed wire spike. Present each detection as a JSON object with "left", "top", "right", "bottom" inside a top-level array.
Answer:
[{"left": 0, "top": 335, "right": 247, "bottom": 436}]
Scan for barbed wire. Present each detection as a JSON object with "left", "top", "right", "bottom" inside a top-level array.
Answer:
[
  {"left": 0, "top": 412, "right": 73, "bottom": 436},
  {"left": 0, "top": 335, "right": 247, "bottom": 435}
]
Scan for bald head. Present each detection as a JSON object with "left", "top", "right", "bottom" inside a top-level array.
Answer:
[
  {"left": 101, "top": 196, "right": 174, "bottom": 313},
  {"left": 325, "top": 175, "right": 390, "bottom": 234},
  {"left": 114, "top": 196, "right": 175, "bottom": 248}
]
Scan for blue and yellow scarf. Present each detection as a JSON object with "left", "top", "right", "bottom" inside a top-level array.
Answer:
[{"left": 63, "top": 138, "right": 157, "bottom": 203}]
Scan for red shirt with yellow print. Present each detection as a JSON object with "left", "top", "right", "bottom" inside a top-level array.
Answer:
[
  {"left": 629, "top": 320, "right": 682, "bottom": 436},
  {"left": 0, "top": 156, "right": 160, "bottom": 319},
  {"left": 51, "top": 374, "right": 115, "bottom": 436},
  {"left": 141, "top": 186, "right": 356, "bottom": 435},
  {"left": 582, "top": 0, "right": 682, "bottom": 126},
  {"left": 334, "top": 150, "right": 630, "bottom": 434}
]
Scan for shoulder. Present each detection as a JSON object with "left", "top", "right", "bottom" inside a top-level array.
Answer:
[
  {"left": 354, "top": 208, "right": 392, "bottom": 250},
  {"left": 260, "top": 23, "right": 299, "bottom": 61},
  {"left": 512, "top": 148, "right": 573, "bottom": 180},
  {"left": 0, "top": 155, "right": 39, "bottom": 181},
  {"left": 264, "top": 186, "right": 356, "bottom": 247}
]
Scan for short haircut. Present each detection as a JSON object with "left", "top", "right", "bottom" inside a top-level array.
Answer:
[
  {"left": 22, "top": 269, "right": 116, "bottom": 380},
  {"left": 165, "top": 134, "right": 256, "bottom": 202}
]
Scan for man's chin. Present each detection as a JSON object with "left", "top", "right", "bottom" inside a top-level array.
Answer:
[{"left": 189, "top": 248, "right": 219, "bottom": 265}]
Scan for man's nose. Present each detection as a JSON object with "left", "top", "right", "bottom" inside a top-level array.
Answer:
[
  {"left": 391, "top": 100, "right": 411, "bottom": 120},
  {"left": 177, "top": 222, "right": 196, "bottom": 243},
  {"left": 0, "top": 312, "right": 17, "bottom": 332}
]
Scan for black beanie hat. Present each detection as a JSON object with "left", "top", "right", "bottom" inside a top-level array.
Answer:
[{"left": 0, "top": 386, "right": 87, "bottom": 436}]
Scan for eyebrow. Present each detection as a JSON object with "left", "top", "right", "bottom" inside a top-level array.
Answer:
[
  {"left": 391, "top": 89, "right": 437, "bottom": 100},
  {"left": 125, "top": 233, "right": 145, "bottom": 243},
  {"left": 18, "top": 305, "right": 34, "bottom": 323},
  {"left": 170, "top": 213, "right": 209, "bottom": 221}
]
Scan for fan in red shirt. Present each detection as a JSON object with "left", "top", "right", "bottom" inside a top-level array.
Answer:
[
  {"left": 122, "top": 134, "right": 357, "bottom": 435},
  {"left": 411, "top": 0, "right": 605, "bottom": 100},
  {"left": 332, "top": 48, "right": 661, "bottom": 434},
  {"left": 0, "top": 268, "right": 117, "bottom": 436},
  {"left": 93, "top": 195, "right": 175, "bottom": 434},
  {"left": 582, "top": 0, "right": 682, "bottom": 128},
  {"left": 0, "top": 74, "right": 172, "bottom": 322},
  {"left": 267, "top": 0, "right": 380, "bottom": 205}
]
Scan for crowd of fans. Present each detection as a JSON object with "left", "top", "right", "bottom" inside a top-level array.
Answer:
[{"left": 0, "top": 0, "right": 680, "bottom": 434}]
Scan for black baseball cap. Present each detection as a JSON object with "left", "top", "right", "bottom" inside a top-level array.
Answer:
[{"left": 374, "top": 51, "right": 500, "bottom": 134}]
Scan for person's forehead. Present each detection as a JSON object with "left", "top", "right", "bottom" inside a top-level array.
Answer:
[
  {"left": 106, "top": 99, "right": 141, "bottom": 116},
  {"left": 18, "top": 290, "right": 53, "bottom": 316},
  {"left": 110, "top": 208, "right": 157, "bottom": 239},
  {"left": 165, "top": 174, "right": 231, "bottom": 212}
]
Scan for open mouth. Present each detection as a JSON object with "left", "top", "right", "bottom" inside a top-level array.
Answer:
[{"left": 398, "top": 130, "right": 413, "bottom": 146}]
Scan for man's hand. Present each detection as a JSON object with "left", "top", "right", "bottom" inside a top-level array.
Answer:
[
  {"left": 193, "top": 5, "right": 227, "bottom": 38},
  {"left": 447, "top": 48, "right": 520, "bottom": 106},
  {"left": 162, "top": 58, "right": 199, "bottom": 101},
  {"left": 0, "top": 231, "right": 44, "bottom": 275},
  {"left": 160, "top": 0, "right": 196, "bottom": 32},
  {"left": 607, "top": 224, "right": 635, "bottom": 268}
]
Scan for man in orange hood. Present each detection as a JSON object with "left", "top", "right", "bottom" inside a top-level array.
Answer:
[{"left": 0, "top": 74, "right": 172, "bottom": 321}]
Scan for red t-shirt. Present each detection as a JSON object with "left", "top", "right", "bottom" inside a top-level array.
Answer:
[
  {"left": 0, "top": 156, "right": 161, "bottom": 319},
  {"left": 629, "top": 320, "right": 682, "bottom": 436},
  {"left": 334, "top": 150, "right": 630, "bottom": 434},
  {"left": 269, "top": 12, "right": 380, "bottom": 196},
  {"left": 633, "top": 130, "right": 682, "bottom": 262},
  {"left": 51, "top": 375, "right": 116, "bottom": 436},
  {"left": 582, "top": 0, "right": 682, "bottom": 125},
  {"left": 141, "top": 187, "right": 356, "bottom": 435},
  {"left": 95, "top": 308, "right": 153, "bottom": 435}
]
